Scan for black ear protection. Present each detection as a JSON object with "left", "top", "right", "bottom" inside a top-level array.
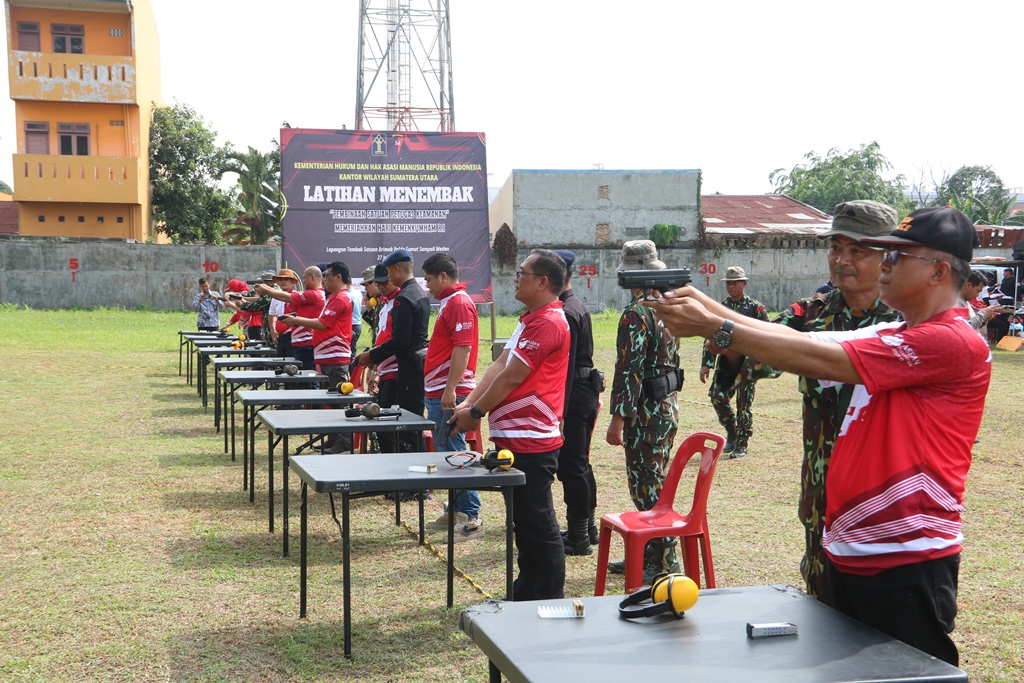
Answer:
[
  {"left": 480, "top": 449, "right": 514, "bottom": 471},
  {"left": 618, "top": 573, "right": 699, "bottom": 620},
  {"left": 344, "top": 403, "right": 401, "bottom": 419},
  {"left": 275, "top": 364, "right": 299, "bottom": 376}
]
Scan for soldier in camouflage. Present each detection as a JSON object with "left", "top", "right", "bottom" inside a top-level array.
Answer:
[
  {"left": 700, "top": 266, "right": 768, "bottom": 459},
  {"left": 606, "top": 240, "right": 682, "bottom": 583},
  {"left": 360, "top": 265, "right": 382, "bottom": 348},
  {"left": 771, "top": 200, "right": 900, "bottom": 604}
]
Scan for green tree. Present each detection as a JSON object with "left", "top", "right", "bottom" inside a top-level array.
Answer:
[
  {"left": 769, "top": 141, "right": 911, "bottom": 215},
  {"left": 934, "top": 165, "right": 1006, "bottom": 212},
  {"left": 947, "top": 186, "right": 1017, "bottom": 226},
  {"left": 149, "top": 102, "right": 233, "bottom": 243},
  {"left": 219, "top": 144, "right": 282, "bottom": 245},
  {"left": 0, "top": 180, "right": 13, "bottom": 194}
]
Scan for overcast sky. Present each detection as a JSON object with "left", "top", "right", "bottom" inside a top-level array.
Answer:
[{"left": 3, "top": 0, "right": 1022, "bottom": 196}]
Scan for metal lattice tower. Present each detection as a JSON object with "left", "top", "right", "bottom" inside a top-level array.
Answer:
[{"left": 355, "top": 0, "right": 455, "bottom": 132}]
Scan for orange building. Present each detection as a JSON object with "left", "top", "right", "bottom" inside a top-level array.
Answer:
[{"left": 5, "top": 0, "right": 162, "bottom": 240}]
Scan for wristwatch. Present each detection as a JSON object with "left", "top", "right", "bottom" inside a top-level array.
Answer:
[
  {"left": 469, "top": 404, "right": 485, "bottom": 420},
  {"left": 712, "top": 319, "right": 734, "bottom": 350}
]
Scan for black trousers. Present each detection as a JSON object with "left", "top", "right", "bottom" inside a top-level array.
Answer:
[
  {"left": 512, "top": 448, "right": 566, "bottom": 601},
  {"left": 556, "top": 381, "right": 599, "bottom": 519},
  {"left": 826, "top": 554, "right": 960, "bottom": 666},
  {"left": 292, "top": 345, "right": 315, "bottom": 371},
  {"left": 276, "top": 332, "right": 292, "bottom": 360}
]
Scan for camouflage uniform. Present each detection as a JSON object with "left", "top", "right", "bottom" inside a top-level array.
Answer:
[
  {"left": 611, "top": 292, "right": 681, "bottom": 572},
  {"left": 362, "top": 295, "right": 382, "bottom": 347},
  {"left": 701, "top": 295, "right": 769, "bottom": 450},
  {"left": 772, "top": 288, "right": 898, "bottom": 603},
  {"left": 240, "top": 291, "right": 276, "bottom": 346}
]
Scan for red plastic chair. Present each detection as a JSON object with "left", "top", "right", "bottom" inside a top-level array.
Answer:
[{"left": 594, "top": 431, "right": 725, "bottom": 595}]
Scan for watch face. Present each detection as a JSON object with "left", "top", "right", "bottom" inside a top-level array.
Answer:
[{"left": 713, "top": 329, "right": 732, "bottom": 349}]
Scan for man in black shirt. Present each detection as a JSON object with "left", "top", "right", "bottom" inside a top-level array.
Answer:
[
  {"left": 554, "top": 250, "right": 602, "bottom": 555},
  {"left": 357, "top": 248, "right": 430, "bottom": 451}
]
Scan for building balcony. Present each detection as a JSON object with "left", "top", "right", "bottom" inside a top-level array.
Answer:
[
  {"left": 13, "top": 154, "right": 142, "bottom": 204},
  {"left": 8, "top": 51, "right": 136, "bottom": 103}
]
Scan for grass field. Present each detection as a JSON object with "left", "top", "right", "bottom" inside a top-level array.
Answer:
[{"left": 1, "top": 305, "right": 1022, "bottom": 682}]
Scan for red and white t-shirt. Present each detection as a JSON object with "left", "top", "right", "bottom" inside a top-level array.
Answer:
[
  {"left": 817, "top": 308, "right": 991, "bottom": 575},
  {"left": 374, "top": 294, "right": 397, "bottom": 380},
  {"left": 424, "top": 283, "right": 478, "bottom": 399},
  {"left": 289, "top": 288, "right": 326, "bottom": 347},
  {"left": 489, "top": 300, "right": 569, "bottom": 454},
  {"left": 313, "top": 288, "right": 353, "bottom": 365}
]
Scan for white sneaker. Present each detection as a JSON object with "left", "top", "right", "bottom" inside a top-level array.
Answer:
[
  {"left": 427, "top": 508, "right": 469, "bottom": 529},
  {"left": 452, "top": 518, "right": 485, "bottom": 543}
]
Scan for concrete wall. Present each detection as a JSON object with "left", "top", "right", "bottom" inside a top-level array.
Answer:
[
  {"left": 490, "top": 170, "right": 701, "bottom": 247},
  {"left": 0, "top": 236, "right": 278, "bottom": 309},
  {"left": 489, "top": 244, "right": 1019, "bottom": 315}
]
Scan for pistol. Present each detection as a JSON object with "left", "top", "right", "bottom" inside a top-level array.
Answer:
[{"left": 617, "top": 268, "right": 692, "bottom": 299}]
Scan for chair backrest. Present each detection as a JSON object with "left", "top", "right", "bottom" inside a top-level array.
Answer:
[{"left": 651, "top": 432, "right": 726, "bottom": 520}]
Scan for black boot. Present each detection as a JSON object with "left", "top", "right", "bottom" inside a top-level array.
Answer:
[
  {"left": 562, "top": 516, "right": 593, "bottom": 556},
  {"left": 723, "top": 424, "right": 738, "bottom": 453},
  {"left": 728, "top": 436, "right": 748, "bottom": 459},
  {"left": 588, "top": 509, "right": 600, "bottom": 545}
]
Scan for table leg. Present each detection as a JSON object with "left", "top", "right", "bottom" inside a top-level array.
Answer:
[
  {"left": 202, "top": 355, "right": 209, "bottom": 409},
  {"left": 505, "top": 488, "right": 514, "bottom": 601},
  {"left": 178, "top": 338, "right": 184, "bottom": 376},
  {"left": 489, "top": 661, "right": 501, "bottom": 683},
  {"left": 268, "top": 430, "right": 275, "bottom": 533},
  {"left": 300, "top": 482, "right": 308, "bottom": 618},
  {"left": 229, "top": 385, "right": 236, "bottom": 460},
  {"left": 447, "top": 488, "right": 455, "bottom": 608},
  {"left": 251, "top": 410, "right": 261, "bottom": 502},
  {"left": 215, "top": 372, "right": 221, "bottom": 433},
  {"left": 283, "top": 433, "right": 291, "bottom": 557},
  {"left": 241, "top": 403, "right": 248, "bottom": 487},
  {"left": 343, "top": 491, "right": 352, "bottom": 659}
]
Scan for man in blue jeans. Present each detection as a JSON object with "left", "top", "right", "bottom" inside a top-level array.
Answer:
[{"left": 421, "top": 253, "right": 483, "bottom": 541}]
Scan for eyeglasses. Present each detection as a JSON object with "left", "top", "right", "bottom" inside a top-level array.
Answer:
[
  {"left": 881, "top": 249, "right": 963, "bottom": 275},
  {"left": 515, "top": 269, "right": 541, "bottom": 279},
  {"left": 445, "top": 452, "right": 477, "bottom": 469}
]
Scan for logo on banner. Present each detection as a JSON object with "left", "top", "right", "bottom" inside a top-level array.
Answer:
[{"left": 372, "top": 134, "right": 387, "bottom": 157}]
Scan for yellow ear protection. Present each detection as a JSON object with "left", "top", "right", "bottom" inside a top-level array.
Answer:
[
  {"left": 618, "top": 573, "right": 699, "bottom": 619},
  {"left": 480, "top": 449, "right": 515, "bottom": 471}
]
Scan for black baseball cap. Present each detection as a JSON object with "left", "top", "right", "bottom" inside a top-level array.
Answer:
[
  {"left": 862, "top": 207, "right": 978, "bottom": 262},
  {"left": 370, "top": 264, "right": 390, "bottom": 284}
]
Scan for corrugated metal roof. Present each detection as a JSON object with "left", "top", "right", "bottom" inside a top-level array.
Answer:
[{"left": 702, "top": 195, "right": 832, "bottom": 235}]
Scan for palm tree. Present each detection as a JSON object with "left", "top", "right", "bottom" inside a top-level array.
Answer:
[{"left": 219, "top": 144, "right": 282, "bottom": 245}]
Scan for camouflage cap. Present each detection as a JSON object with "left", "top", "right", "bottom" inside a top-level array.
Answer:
[
  {"left": 360, "top": 265, "right": 376, "bottom": 281},
  {"left": 616, "top": 240, "right": 666, "bottom": 272},
  {"left": 821, "top": 200, "right": 899, "bottom": 241},
  {"left": 721, "top": 266, "right": 748, "bottom": 281}
]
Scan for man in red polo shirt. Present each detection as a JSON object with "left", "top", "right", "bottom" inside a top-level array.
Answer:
[
  {"left": 653, "top": 207, "right": 990, "bottom": 665},
  {"left": 421, "top": 253, "right": 482, "bottom": 541},
  {"left": 453, "top": 249, "right": 570, "bottom": 600},
  {"left": 258, "top": 266, "right": 325, "bottom": 371},
  {"left": 277, "top": 261, "right": 354, "bottom": 452}
]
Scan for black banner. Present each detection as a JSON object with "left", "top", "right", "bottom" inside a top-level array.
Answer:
[{"left": 280, "top": 129, "right": 492, "bottom": 301}]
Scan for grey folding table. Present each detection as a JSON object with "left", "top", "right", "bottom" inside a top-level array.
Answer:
[
  {"left": 178, "top": 330, "right": 229, "bottom": 379},
  {"left": 459, "top": 584, "right": 967, "bottom": 683},
  {"left": 235, "top": 388, "right": 371, "bottom": 493},
  {"left": 213, "top": 367, "right": 324, "bottom": 449},
  {"left": 196, "top": 344, "right": 277, "bottom": 410},
  {"left": 209, "top": 358, "right": 298, "bottom": 435},
  {"left": 258, "top": 408, "right": 436, "bottom": 556},
  {"left": 291, "top": 452, "right": 525, "bottom": 659}
]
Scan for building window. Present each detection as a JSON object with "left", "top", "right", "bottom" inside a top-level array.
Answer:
[
  {"left": 52, "top": 24, "right": 84, "bottom": 54},
  {"left": 58, "top": 216, "right": 65, "bottom": 222},
  {"left": 58, "top": 123, "right": 90, "bottom": 156},
  {"left": 78, "top": 216, "right": 85, "bottom": 223},
  {"left": 97, "top": 216, "right": 105, "bottom": 223},
  {"left": 116, "top": 217, "right": 124, "bottom": 223},
  {"left": 17, "top": 22, "right": 41, "bottom": 51},
  {"left": 38, "top": 215, "right": 46, "bottom": 223},
  {"left": 25, "top": 122, "right": 49, "bottom": 154}
]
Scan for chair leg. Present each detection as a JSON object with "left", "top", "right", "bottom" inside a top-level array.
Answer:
[
  {"left": 700, "top": 535, "right": 716, "bottom": 588},
  {"left": 681, "top": 537, "right": 702, "bottom": 587},
  {"left": 594, "top": 524, "right": 613, "bottom": 596},
  {"left": 624, "top": 539, "right": 647, "bottom": 593}
]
